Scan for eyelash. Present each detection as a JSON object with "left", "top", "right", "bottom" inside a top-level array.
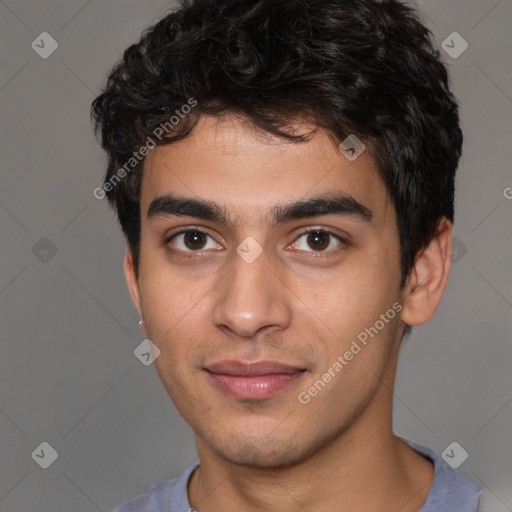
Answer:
[
  {"left": 293, "top": 228, "right": 348, "bottom": 257},
  {"left": 163, "top": 227, "right": 349, "bottom": 259}
]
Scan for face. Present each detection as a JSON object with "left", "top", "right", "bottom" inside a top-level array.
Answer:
[{"left": 129, "top": 114, "right": 406, "bottom": 467}]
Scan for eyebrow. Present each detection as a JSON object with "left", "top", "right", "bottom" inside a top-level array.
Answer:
[{"left": 146, "top": 192, "right": 373, "bottom": 227}]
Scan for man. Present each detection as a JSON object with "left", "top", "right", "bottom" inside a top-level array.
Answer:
[{"left": 91, "top": 0, "right": 481, "bottom": 510}]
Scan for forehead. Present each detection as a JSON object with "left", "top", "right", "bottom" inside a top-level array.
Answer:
[{"left": 140, "top": 114, "right": 393, "bottom": 225}]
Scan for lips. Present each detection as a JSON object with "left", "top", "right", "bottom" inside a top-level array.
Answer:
[{"left": 205, "top": 360, "right": 306, "bottom": 400}]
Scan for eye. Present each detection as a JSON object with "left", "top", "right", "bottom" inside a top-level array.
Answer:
[
  {"left": 290, "top": 229, "right": 345, "bottom": 253},
  {"left": 166, "top": 229, "right": 222, "bottom": 252}
]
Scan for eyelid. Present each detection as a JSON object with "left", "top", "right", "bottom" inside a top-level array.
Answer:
[
  {"left": 163, "top": 226, "right": 223, "bottom": 251},
  {"left": 163, "top": 226, "right": 350, "bottom": 256},
  {"left": 164, "top": 225, "right": 215, "bottom": 240},
  {"left": 294, "top": 226, "right": 348, "bottom": 240},
  {"left": 289, "top": 227, "right": 349, "bottom": 253}
]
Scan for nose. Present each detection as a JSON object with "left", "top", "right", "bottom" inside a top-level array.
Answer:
[{"left": 211, "top": 247, "right": 292, "bottom": 338}]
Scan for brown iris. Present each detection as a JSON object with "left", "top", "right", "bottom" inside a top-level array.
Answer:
[
  {"left": 307, "top": 231, "right": 330, "bottom": 251},
  {"left": 184, "top": 231, "right": 207, "bottom": 250}
]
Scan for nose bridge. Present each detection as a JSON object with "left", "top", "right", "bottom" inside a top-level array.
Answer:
[{"left": 211, "top": 247, "right": 292, "bottom": 337}]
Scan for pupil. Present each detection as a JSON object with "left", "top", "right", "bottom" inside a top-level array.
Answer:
[
  {"left": 185, "top": 231, "right": 206, "bottom": 250},
  {"left": 308, "top": 231, "right": 329, "bottom": 250}
]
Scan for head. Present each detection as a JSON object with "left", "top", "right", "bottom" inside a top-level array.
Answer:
[{"left": 91, "top": 0, "right": 460, "bottom": 467}]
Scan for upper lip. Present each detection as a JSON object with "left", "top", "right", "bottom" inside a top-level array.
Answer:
[{"left": 205, "top": 360, "right": 305, "bottom": 376}]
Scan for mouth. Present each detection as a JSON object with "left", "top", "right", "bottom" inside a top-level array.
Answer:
[{"left": 204, "top": 360, "right": 307, "bottom": 400}]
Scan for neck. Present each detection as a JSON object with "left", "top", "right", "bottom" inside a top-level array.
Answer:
[{"left": 188, "top": 350, "right": 434, "bottom": 512}]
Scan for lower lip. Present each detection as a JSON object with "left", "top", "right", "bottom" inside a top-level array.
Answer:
[{"left": 206, "top": 371, "right": 305, "bottom": 400}]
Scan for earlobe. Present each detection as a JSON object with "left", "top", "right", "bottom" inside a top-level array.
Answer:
[
  {"left": 123, "top": 247, "right": 145, "bottom": 329},
  {"left": 400, "top": 218, "right": 453, "bottom": 327}
]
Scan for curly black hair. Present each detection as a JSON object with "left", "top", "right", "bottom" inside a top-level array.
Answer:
[{"left": 91, "top": 0, "right": 462, "bottom": 288}]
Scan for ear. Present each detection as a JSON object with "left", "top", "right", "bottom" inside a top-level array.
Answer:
[
  {"left": 400, "top": 217, "right": 453, "bottom": 326},
  {"left": 123, "top": 246, "right": 145, "bottom": 332}
]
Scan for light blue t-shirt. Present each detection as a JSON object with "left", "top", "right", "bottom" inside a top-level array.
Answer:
[{"left": 110, "top": 436, "right": 480, "bottom": 511}]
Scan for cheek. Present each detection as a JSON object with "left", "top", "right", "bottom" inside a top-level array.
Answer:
[
  {"left": 316, "top": 251, "right": 401, "bottom": 364},
  {"left": 137, "top": 261, "right": 213, "bottom": 365},
  {"left": 146, "top": 309, "right": 207, "bottom": 409},
  {"left": 328, "top": 267, "right": 395, "bottom": 325},
  {"left": 302, "top": 311, "right": 399, "bottom": 416},
  {"left": 138, "top": 256, "right": 201, "bottom": 329}
]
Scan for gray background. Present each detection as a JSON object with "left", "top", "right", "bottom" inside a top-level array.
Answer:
[{"left": 0, "top": 0, "right": 510, "bottom": 511}]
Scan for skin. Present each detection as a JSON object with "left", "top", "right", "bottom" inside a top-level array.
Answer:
[{"left": 124, "top": 113, "right": 453, "bottom": 512}]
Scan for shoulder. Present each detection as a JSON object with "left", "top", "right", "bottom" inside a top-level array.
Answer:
[
  {"left": 109, "top": 478, "right": 176, "bottom": 512},
  {"left": 399, "top": 436, "right": 481, "bottom": 512},
  {"left": 425, "top": 462, "right": 481, "bottom": 511},
  {"left": 109, "top": 462, "right": 199, "bottom": 512}
]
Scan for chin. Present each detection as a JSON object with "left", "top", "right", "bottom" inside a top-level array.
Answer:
[
  {"left": 211, "top": 438, "right": 305, "bottom": 468},
  {"left": 198, "top": 424, "right": 328, "bottom": 469}
]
